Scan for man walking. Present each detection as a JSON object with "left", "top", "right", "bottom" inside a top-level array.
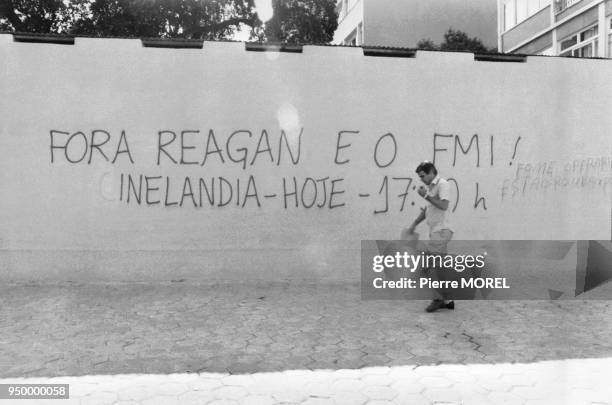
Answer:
[{"left": 406, "top": 161, "right": 454, "bottom": 312}]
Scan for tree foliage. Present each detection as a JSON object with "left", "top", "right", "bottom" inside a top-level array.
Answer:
[
  {"left": 417, "top": 29, "right": 493, "bottom": 53},
  {"left": 72, "top": 0, "right": 260, "bottom": 39},
  {"left": 0, "top": 0, "right": 338, "bottom": 42},
  {"left": 262, "top": 0, "right": 337, "bottom": 43},
  {"left": 0, "top": 0, "right": 70, "bottom": 32},
  {"left": 416, "top": 38, "right": 436, "bottom": 51},
  {"left": 440, "top": 29, "right": 489, "bottom": 53}
]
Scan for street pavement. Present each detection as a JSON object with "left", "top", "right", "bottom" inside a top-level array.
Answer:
[{"left": 1, "top": 282, "right": 612, "bottom": 404}]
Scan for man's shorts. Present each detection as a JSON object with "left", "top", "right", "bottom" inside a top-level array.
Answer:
[{"left": 426, "top": 229, "right": 453, "bottom": 254}]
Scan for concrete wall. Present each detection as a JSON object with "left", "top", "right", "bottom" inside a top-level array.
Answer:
[
  {"left": 363, "top": 0, "right": 498, "bottom": 48},
  {"left": 1, "top": 35, "right": 611, "bottom": 282}
]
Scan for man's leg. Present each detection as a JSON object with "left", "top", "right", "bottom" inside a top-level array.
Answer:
[{"left": 425, "top": 229, "right": 454, "bottom": 312}]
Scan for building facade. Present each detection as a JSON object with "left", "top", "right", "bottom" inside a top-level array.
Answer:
[
  {"left": 333, "top": 0, "right": 497, "bottom": 49},
  {"left": 499, "top": 0, "right": 612, "bottom": 56}
]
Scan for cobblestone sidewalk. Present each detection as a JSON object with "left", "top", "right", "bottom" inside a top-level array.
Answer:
[{"left": 1, "top": 283, "right": 611, "bottom": 404}]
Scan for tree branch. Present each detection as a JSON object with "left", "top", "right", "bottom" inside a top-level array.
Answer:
[
  {"left": 0, "top": 0, "right": 24, "bottom": 31},
  {"left": 210, "top": 16, "right": 258, "bottom": 32}
]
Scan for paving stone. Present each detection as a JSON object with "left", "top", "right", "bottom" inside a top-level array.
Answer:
[
  {"left": 360, "top": 385, "right": 397, "bottom": 401},
  {"left": 390, "top": 380, "right": 424, "bottom": 395},
  {"left": 152, "top": 381, "right": 190, "bottom": 396},
  {"left": 213, "top": 386, "right": 249, "bottom": 400},
  {"left": 116, "top": 385, "right": 160, "bottom": 402},
  {"left": 240, "top": 394, "right": 276, "bottom": 405},
  {"left": 418, "top": 376, "right": 453, "bottom": 389},
  {"left": 568, "top": 388, "right": 612, "bottom": 404},
  {"left": 476, "top": 377, "right": 515, "bottom": 392},
  {"left": 140, "top": 395, "right": 181, "bottom": 405},
  {"left": 188, "top": 377, "right": 224, "bottom": 389},
  {"left": 422, "top": 387, "right": 463, "bottom": 403},
  {"left": 301, "top": 398, "right": 335, "bottom": 405},
  {"left": 333, "top": 359, "right": 366, "bottom": 369},
  {"left": 500, "top": 373, "right": 538, "bottom": 387},
  {"left": 332, "top": 378, "right": 366, "bottom": 392},
  {"left": 208, "top": 400, "right": 240, "bottom": 405},
  {"left": 330, "top": 369, "right": 364, "bottom": 379},
  {"left": 442, "top": 371, "right": 477, "bottom": 384},
  {"left": 487, "top": 391, "right": 527, "bottom": 405},
  {"left": 362, "top": 367, "right": 391, "bottom": 376},
  {"left": 177, "top": 390, "right": 216, "bottom": 404},
  {"left": 272, "top": 390, "right": 308, "bottom": 403},
  {"left": 360, "top": 375, "right": 393, "bottom": 386},
  {"left": 222, "top": 375, "right": 256, "bottom": 387},
  {"left": 303, "top": 382, "right": 334, "bottom": 397},
  {"left": 68, "top": 382, "right": 99, "bottom": 397},
  {"left": 411, "top": 356, "right": 439, "bottom": 365},
  {"left": 511, "top": 385, "right": 555, "bottom": 400},
  {"left": 79, "top": 392, "right": 118, "bottom": 405},
  {"left": 523, "top": 401, "right": 558, "bottom": 405},
  {"left": 394, "top": 393, "right": 430, "bottom": 404},
  {"left": 331, "top": 391, "right": 369, "bottom": 405}
]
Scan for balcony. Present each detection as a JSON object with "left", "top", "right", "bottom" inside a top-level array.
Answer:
[{"left": 554, "top": 0, "right": 582, "bottom": 13}]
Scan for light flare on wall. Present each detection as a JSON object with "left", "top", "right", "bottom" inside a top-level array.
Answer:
[{"left": 276, "top": 103, "right": 302, "bottom": 145}]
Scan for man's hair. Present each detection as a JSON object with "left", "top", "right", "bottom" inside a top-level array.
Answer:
[{"left": 416, "top": 161, "right": 437, "bottom": 175}]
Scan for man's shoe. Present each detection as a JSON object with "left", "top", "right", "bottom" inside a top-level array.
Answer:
[
  {"left": 425, "top": 299, "right": 455, "bottom": 312},
  {"left": 425, "top": 299, "right": 446, "bottom": 312}
]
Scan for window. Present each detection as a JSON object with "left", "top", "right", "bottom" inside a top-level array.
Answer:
[
  {"left": 339, "top": 0, "right": 348, "bottom": 19},
  {"left": 556, "top": 0, "right": 586, "bottom": 13},
  {"left": 503, "top": 0, "right": 547, "bottom": 31},
  {"left": 560, "top": 36, "right": 577, "bottom": 50},
  {"left": 343, "top": 24, "right": 362, "bottom": 46},
  {"left": 539, "top": 47, "right": 555, "bottom": 55},
  {"left": 517, "top": 1, "right": 528, "bottom": 23},
  {"left": 504, "top": 2, "right": 516, "bottom": 31},
  {"left": 580, "top": 26, "right": 597, "bottom": 41},
  {"left": 344, "top": 28, "right": 357, "bottom": 46},
  {"left": 559, "top": 24, "right": 599, "bottom": 57},
  {"left": 527, "top": 0, "right": 543, "bottom": 14}
]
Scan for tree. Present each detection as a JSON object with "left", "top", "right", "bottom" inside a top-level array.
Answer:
[
  {"left": 261, "top": 0, "right": 337, "bottom": 43},
  {"left": 417, "top": 29, "right": 493, "bottom": 53},
  {"left": 416, "top": 38, "right": 436, "bottom": 51},
  {"left": 0, "top": 0, "right": 338, "bottom": 43},
  {"left": 0, "top": 0, "right": 71, "bottom": 33},
  {"left": 440, "top": 29, "right": 489, "bottom": 53},
  {"left": 71, "top": 0, "right": 260, "bottom": 39}
]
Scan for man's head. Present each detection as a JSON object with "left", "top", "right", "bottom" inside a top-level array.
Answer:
[{"left": 416, "top": 161, "right": 437, "bottom": 185}]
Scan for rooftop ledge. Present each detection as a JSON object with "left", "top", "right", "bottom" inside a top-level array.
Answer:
[{"left": 2, "top": 32, "right": 610, "bottom": 63}]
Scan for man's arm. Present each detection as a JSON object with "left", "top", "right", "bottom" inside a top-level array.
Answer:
[
  {"left": 407, "top": 208, "right": 426, "bottom": 233},
  {"left": 418, "top": 181, "right": 450, "bottom": 211},
  {"left": 424, "top": 194, "right": 449, "bottom": 211}
]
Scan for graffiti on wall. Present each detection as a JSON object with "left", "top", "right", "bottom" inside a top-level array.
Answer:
[
  {"left": 49, "top": 129, "right": 612, "bottom": 214},
  {"left": 501, "top": 157, "right": 612, "bottom": 201}
]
